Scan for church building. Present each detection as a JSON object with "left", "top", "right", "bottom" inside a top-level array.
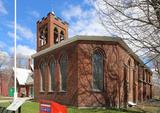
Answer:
[{"left": 32, "top": 12, "right": 152, "bottom": 107}]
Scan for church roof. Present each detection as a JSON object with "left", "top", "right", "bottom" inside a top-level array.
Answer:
[{"left": 32, "top": 35, "right": 151, "bottom": 72}]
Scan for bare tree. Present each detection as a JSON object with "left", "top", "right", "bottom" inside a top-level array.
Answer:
[
  {"left": 9, "top": 54, "right": 30, "bottom": 69},
  {"left": 0, "top": 51, "right": 10, "bottom": 72},
  {"left": 94, "top": 0, "right": 160, "bottom": 73},
  {"left": 16, "top": 55, "right": 29, "bottom": 68},
  {"left": 0, "top": 51, "right": 30, "bottom": 74}
]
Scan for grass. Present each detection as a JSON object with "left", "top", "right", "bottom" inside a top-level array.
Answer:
[
  {"left": 68, "top": 107, "right": 143, "bottom": 113},
  {"left": 21, "top": 101, "right": 39, "bottom": 113},
  {"left": 0, "top": 101, "right": 143, "bottom": 113},
  {"left": 0, "top": 101, "right": 160, "bottom": 113},
  {"left": 0, "top": 101, "right": 39, "bottom": 113},
  {"left": 137, "top": 104, "right": 160, "bottom": 113}
]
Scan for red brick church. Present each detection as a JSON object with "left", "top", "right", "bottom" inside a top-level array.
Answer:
[{"left": 32, "top": 12, "right": 152, "bottom": 107}]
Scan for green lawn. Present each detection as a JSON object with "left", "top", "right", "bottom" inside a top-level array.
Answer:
[
  {"left": 0, "top": 101, "right": 160, "bottom": 113},
  {"left": 68, "top": 107, "right": 143, "bottom": 113},
  {"left": 0, "top": 101, "right": 143, "bottom": 113},
  {"left": 0, "top": 101, "right": 39, "bottom": 113}
]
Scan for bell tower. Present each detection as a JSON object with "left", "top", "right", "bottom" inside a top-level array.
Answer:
[{"left": 36, "top": 12, "right": 68, "bottom": 52}]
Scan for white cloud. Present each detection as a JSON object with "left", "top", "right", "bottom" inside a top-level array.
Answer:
[
  {"left": 28, "top": 10, "right": 40, "bottom": 18},
  {"left": 10, "top": 45, "right": 36, "bottom": 57},
  {"left": 0, "top": 41, "right": 6, "bottom": 49},
  {"left": 62, "top": 5, "right": 83, "bottom": 21},
  {"left": 17, "top": 24, "right": 34, "bottom": 39},
  {"left": 7, "top": 31, "right": 21, "bottom": 40},
  {"left": 6, "top": 22, "right": 34, "bottom": 40},
  {"left": 83, "top": 0, "right": 93, "bottom": 6},
  {"left": 0, "top": 51, "right": 9, "bottom": 67},
  {"left": 0, "top": 0, "right": 8, "bottom": 15},
  {"left": 61, "top": 5, "right": 108, "bottom": 37},
  {"left": 0, "top": 51, "right": 8, "bottom": 58}
]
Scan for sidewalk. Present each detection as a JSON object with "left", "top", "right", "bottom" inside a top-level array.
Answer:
[
  {"left": 0, "top": 96, "right": 13, "bottom": 103},
  {"left": 0, "top": 100, "right": 12, "bottom": 103},
  {"left": 0, "top": 97, "right": 33, "bottom": 103}
]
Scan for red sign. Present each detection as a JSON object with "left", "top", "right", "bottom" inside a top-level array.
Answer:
[
  {"left": 40, "top": 104, "right": 51, "bottom": 113},
  {"left": 39, "top": 100, "right": 67, "bottom": 113}
]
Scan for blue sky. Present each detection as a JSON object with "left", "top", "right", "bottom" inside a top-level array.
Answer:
[{"left": 0, "top": 0, "right": 108, "bottom": 57}]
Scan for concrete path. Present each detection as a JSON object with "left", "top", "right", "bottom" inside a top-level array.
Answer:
[
  {"left": 0, "top": 100, "right": 12, "bottom": 103},
  {"left": 0, "top": 96, "right": 33, "bottom": 104}
]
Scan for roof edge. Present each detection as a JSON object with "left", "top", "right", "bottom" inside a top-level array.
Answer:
[{"left": 32, "top": 35, "right": 151, "bottom": 72}]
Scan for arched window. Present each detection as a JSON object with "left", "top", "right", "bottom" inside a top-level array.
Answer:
[
  {"left": 44, "top": 26, "right": 48, "bottom": 44},
  {"left": 123, "top": 65, "right": 128, "bottom": 106},
  {"left": 128, "top": 59, "right": 131, "bottom": 92},
  {"left": 54, "top": 28, "right": 58, "bottom": 44},
  {"left": 40, "top": 62, "right": 45, "bottom": 91},
  {"left": 92, "top": 50, "right": 104, "bottom": 90},
  {"left": 40, "top": 30, "right": 44, "bottom": 46},
  {"left": 39, "top": 25, "right": 48, "bottom": 46},
  {"left": 49, "top": 60, "right": 55, "bottom": 91},
  {"left": 59, "top": 54, "right": 67, "bottom": 91},
  {"left": 60, "top": 31, "right": 64, "bottom": 41}
]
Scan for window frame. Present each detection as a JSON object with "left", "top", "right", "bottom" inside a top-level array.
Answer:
[
  {"left": 48, "top": 59, "right": 56, "bottom": 92},
  {"left": 92, "top": 50, "right": 104, "bottom": 91},
  {"left": 39, "top": 62, "right": 46, "bottom": 92},
  {"left": 128, "top": 59, "right": 131, "bottom": 92},
  {"left": 54, "top": 27, "right": 59, "bottom": 44},
  {"left": 39, "top": 25, "right": 48, "bottom": 47},
  {"left": 60, "top": 31, "right": 64, "bottom": 41},
  {"left": 59, "top": 54, "right": 68, "bottom": 92}
]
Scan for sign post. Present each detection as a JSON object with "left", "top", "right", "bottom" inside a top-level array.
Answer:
[{"left": 6, "top": 98, "right": 27, "bottom": 113}]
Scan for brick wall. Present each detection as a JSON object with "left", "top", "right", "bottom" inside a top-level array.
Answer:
[
  {"left": 34, "top": 40, "right": 152, "bottom": 107},
  {"left": 34, "top": 42, "right": 78, "bottom": 106}
]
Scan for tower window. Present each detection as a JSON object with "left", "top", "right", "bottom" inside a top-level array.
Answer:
[
  {"left": 92, "top": 50, "right": 104, "bottom": 91},
  {"left": 60, "top": 31, "right": 64, "bottom": 41},
  {"left": 39, "top": 25, "right": 48, "bottom": 47},
  {"left": 54, "top": 28, "right": 58, "bottom": 44}
]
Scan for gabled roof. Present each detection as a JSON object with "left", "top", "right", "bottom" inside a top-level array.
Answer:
[
  {"left": 32, "top": 35, "right": 151, "bottom": 72},
  {"left": 13, "top": 68, "right": 33, "bottom": 85},
  {"left": 26, "top": 75, "right": 34, "bottom": 85}
]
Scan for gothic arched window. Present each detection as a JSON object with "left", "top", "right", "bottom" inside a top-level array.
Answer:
[
  {"left": 59, "top": 54, "right": 67, "bottom": 91},
  {"left": 128, "top": 59, "right": 131, "bottom": 92},
  {"left": 40, "top": 62, "right": 45, "bottom": 91},
  {"left": 44, "top": 26, "right": 48, "bottom": 44},
  {"left": 54, "top": 28, "right": 58, "bottom": 44},
  {"left": 49, "top": 60, "right": 55, "bottom": 91},
  {"left": 60, "top": 31, "right": 64, "bottom": 41},
  {"left": 39, "top": 25, "right": 48, "bottom": 46},
  {"left": 92, "top": 50, "right": 104, "bottom": 90}
]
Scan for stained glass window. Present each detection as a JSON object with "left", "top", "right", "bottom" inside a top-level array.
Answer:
[
  {"left": 92, "top": 51, "right": 104, "bottom": 90},
  {"left": 40, "top": 63, "right": 45, "bottom": 91},
  {"left": 59, "top": 55, "right": 67, "bottom": 91},
  {"left": 50, "top": 61, "right": 55, "bottom": 91}
]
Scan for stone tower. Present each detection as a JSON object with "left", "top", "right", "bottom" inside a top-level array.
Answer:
[{"left": 36, "top": 12, "right": 68, "bottom": 52}]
